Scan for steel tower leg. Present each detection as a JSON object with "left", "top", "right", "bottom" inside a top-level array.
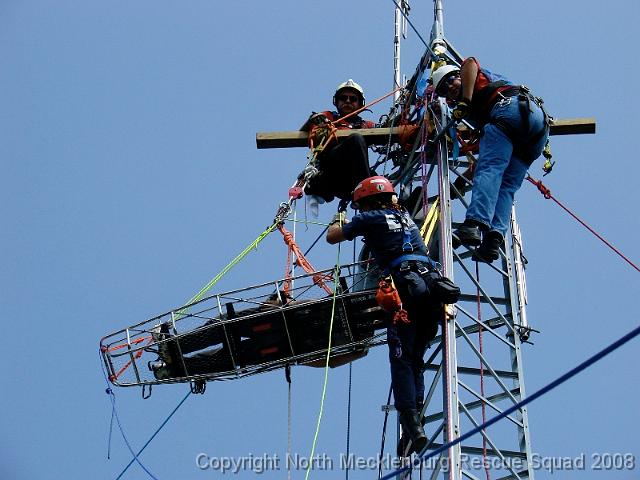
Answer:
[
  {"left": 406, "top": 2, "right": 537, "bottom": 477},
  {"left": 417, "top": 146, "right": 537, "bottom": 478}
]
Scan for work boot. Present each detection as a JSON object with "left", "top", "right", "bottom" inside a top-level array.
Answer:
[
  {"left": 452, "top": 220, "right": 482, "bottom": 249},
  {"left": 399, "top": 409, "right": 428, "bottom": 454},
  {"left": 304, "top": 171, "right": 335, "bottom": 203},
  {"left": 472, "top": 230, "right": 503, "bottom": 263}
]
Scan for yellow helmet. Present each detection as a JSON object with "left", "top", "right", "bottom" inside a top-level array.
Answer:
[{"left": 333, "top": 79, "right": 365, "bottom": 107}]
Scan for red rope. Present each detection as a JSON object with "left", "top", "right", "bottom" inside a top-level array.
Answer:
[
  {"left": 475, "top": 264, "right": 490, "bottom": 480},
  {"left": 283, "top": 237, "right": 293, "bottom": 296},
  {"left": 278, "top": 224, "right": 334, "bottom": 295},
  {"left": 331, "top": 86, "right": 403, "bottom": 126},
  {"left": 106, "top": 336, "right": 150, "bottom": 352},
  {"left": 527, "top": 176, "right": 639, "bottom": 273},
  {"left": 107, "top": 337, "right": 153, "bottom": 381}
]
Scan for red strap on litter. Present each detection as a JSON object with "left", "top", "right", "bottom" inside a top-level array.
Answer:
[{"left": 278, "top": 224, "right": 334, "bottom": 295}]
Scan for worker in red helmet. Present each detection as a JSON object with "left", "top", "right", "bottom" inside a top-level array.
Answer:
[
  {"left": 326, "top": 176, "right": 460, "bottom": 455},
  {"left": 301, "top": 79, "right": 375, "bottom": 203}
]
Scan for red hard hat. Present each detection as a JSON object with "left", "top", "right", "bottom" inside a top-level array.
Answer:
[{"left": 352, "top": 176, "right": 395, "bottom": 204}]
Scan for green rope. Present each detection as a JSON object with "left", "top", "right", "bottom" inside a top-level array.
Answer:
[
  {"left": 304, "top": 239, "right": 342, "bottom": 480},
  {"left": 115, "top": 223, "right": 279, "bottom": 476},
  {"left": 185, "top": 222, "right": 279, "bottom": 307},
  {"left": 288, "top": 218, "right": 331, "bottom": 227}
]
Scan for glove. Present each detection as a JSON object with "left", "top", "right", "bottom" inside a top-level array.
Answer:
[
  {"left": 452, "top": 98, "right": 471, "bottom": 121},
  {"left": 308, "top": 112, "right": 330, "bottom": 127},
  {"left": 329, "top": 211, "right": 347, "bottom": 225}
]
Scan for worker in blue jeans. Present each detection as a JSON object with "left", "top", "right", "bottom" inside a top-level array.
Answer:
[{"left": 432, "top": 58, "right": 549, "bottom": 262}]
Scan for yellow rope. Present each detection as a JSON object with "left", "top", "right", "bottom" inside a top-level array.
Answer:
[{"left": 185, "top": 222, "right": 279, "bottom": 307}]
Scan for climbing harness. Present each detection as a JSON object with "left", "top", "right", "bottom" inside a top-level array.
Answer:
[{"left": 488, "top": 84, "right": 551, "bottom": 163}]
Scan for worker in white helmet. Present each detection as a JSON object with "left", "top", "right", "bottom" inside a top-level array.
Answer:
[
  {"left": 432, "top": 58, "right": 550, "bottom": 262},
  {"left": 301, "top": 79, "right": 375, "bottom": 203}
]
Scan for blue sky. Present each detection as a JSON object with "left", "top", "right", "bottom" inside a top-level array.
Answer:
[{"left": 1, "top": 1, "right": 639, "bottom": 479}]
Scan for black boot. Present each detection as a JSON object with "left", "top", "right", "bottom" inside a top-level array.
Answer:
[
  {"left": 472, "top": 230, "right": 503, "bottom": 263},
  {"left": 452, "top": 220, "right": 482, "bottom": 249},
  {"left": 399, "top": 409, "right": 428, "bottom": 454}
]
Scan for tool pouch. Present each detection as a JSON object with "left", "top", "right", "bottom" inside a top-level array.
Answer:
[{"left": 422, "top": 271, "right": 461, "bottom": 304}]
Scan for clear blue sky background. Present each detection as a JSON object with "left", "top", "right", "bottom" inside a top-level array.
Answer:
[{"left": 2, "top": 1, "right": 638, "bottom": 479}]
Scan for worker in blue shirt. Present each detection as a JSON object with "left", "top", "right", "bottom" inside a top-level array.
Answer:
[{"left": 326, "top": 175, "right": 460, "bottom": 454}]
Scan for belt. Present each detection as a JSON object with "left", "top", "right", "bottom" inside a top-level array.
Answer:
[
  {"left": 497, "top": 86, "right": 522, "bottom": 98},
  {"left": 498, "top": 85, "right": 545, "bottom": 110},
  {"left": 387, "top": 253, "right": 433, "bottom": 270}
]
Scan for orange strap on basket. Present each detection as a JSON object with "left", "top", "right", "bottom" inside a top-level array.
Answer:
[{"left": 279, "top": 224, "right": 333, "bottom": 296}]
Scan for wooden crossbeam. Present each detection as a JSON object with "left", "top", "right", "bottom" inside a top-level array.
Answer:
[{"left": 255, "top": 117, "right": 595, "bottom": 149}]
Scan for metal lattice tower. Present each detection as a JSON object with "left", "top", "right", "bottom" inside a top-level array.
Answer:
[{"left": 399, "top": 2, "right": 537, "bottom": 478}]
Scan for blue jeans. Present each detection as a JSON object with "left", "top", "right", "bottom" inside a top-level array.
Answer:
[{"left": 466, "top": 96, "right": 549, "bottom": 236}]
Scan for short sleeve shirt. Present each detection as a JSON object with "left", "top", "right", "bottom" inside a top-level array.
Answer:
[{"left": 342, "top": 208, "right": 429, "bottom": 267}]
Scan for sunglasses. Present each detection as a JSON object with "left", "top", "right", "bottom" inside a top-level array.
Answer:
[
  {"left": 337, "top": 94, "right": 360, "bottom": 103},
  {"left": 436, "top": 74, "right": 458, "bottom": 96}
]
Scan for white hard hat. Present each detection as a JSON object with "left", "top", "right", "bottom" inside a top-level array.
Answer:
[
  {"left": 334, "top": 79, "right": 365, "bottom": 106},
  {"left": 431, "top": 65, "right": 460, "bottom": 94}
]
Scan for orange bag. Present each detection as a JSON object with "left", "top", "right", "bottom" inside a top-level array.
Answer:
[{"left": 376, "top": 278, "right": 410, "bottom": 325}]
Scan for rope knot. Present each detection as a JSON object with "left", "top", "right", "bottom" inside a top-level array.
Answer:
[
  {"left": 282, "top": 231, "right": 294, "bottom": 245},
  {"left": 527, "top": 175, "right": 552, "bottom": 199}
]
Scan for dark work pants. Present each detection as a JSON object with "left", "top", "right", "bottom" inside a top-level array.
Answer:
[
  {"left": 387, "top": 270, "right": 440, "bottom": 411},
  {"left": 307, "top": 133, "right": 371, "bottom": 201}
]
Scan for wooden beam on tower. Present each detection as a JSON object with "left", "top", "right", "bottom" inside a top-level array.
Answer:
[
  {"left": 548, "top": 117, "right": 596, "bottom": 135},
  {"left": 255, "top": 117, "right": 596, "bottom": 149}
]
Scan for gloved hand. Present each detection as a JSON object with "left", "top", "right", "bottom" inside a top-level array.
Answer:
[
  {"left": 452, "top": 98, "right": 472, "bottom": 121},
  {"left": 329, "top": 211, "right": 347, "bottom": 225},
  {"left": 308, "top": 112, "right": 330, "bottom": 127}
]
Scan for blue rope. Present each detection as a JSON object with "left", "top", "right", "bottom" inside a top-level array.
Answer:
[
  {"left": 345, "top": 362, "right": 353, "bottom": 480},
  {"left": 105, "top": 388, "right": 160, "bottom": 480},
  {"left": 379, "top": 322, "right": 640, "bottom": 479},
  {"left": 377, "top": 385, "right": 394, "bottom": 480},
  {"left": 107, "top": 400, "right": 115, "bottom": 459},
  {"left": 99, "top": 356, "right": 160, "bottom": 479},
  {"left": 99, "top": 352, "right": 192, "bottom": 480},
  {"left": 115, "top": 389, "right": 192, "bottom": 480}
]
